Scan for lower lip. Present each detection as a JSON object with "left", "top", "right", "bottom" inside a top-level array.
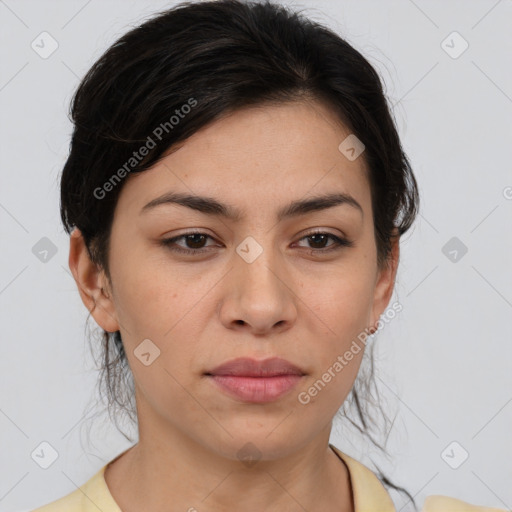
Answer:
[{"left": 207, "top": 374, "right": 303, "bottom": 403}]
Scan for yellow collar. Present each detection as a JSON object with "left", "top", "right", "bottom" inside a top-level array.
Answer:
[{"left": 329, "top": 444, "right": 396, "bottom": 511}]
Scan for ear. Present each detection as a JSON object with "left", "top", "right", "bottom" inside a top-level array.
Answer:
[
  {"left": 368, "top": 231, "right": 400, "bottom": 334},
  {"left": 68, "top": 228, "right": 120, "bottom": 333}
]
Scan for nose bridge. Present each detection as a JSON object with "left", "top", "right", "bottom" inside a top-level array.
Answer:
[
  {"left": 220, "top": 232, "right": 297, "bottom": 332},
  {"left": 234, "top": 233, "right": 285, "bottom": 299}
]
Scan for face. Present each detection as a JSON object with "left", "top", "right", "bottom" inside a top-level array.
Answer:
[{"left": 70, "top": 99, "right": 398, "bottom": 462}]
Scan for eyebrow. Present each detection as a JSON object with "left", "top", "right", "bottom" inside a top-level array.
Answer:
[{"left": 140, "top": 191, "right": 363, "bottom": 221}]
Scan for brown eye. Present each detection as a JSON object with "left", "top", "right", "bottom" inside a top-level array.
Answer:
[
  {"left": 296, "top": 231, "right": 354, "bottom": 253},
  {"left": 160, "top": 230, "right": 354, "bottom": 257},
  {"left": 160, "top": 232, "right": 216, "bottom": 255}
]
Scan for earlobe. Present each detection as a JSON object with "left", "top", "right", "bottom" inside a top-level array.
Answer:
[{"left": 68, "top": 228, "right": 120, "bottom": 333}]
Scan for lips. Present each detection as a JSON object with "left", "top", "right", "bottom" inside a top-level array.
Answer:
[
  {"left": 206, "top": 357, "right": 305, "bottom": 377},
  {"left": 205, "top": 357, "right": 306, "bottom": 403}
]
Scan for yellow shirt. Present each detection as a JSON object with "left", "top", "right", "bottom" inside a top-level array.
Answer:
[{"left": 31, "top": 444, "right": 507, "bottom": 512}]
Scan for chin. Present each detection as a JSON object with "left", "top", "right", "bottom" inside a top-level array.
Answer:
[{"left": 200, "top": 430, "right": 311, "bottom": 464}]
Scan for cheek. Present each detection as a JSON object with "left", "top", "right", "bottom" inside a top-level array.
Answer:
[
  {"left": 298, "top": 284, "right": 369, "bottom": 413},
  {"left": 109, "top": 254, "right": 212, "bottom": 376},
  {"left": 299, "top": 266, "right": 374, "bottom": 401},
  {"left": 306, "top": 266, "right": 375, "bottom": 338},
  {"left": 110, "top": 249, "right": 191, "bottom": 334},
  {"left": 112, "top": 264, "right": 203, "bottom": 410}
]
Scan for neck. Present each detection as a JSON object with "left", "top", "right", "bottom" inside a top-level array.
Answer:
[{"left": 104, "top": 417, "right": 354, "bottom": 512}]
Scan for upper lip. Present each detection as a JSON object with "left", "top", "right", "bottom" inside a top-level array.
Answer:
[{"left": 206, "top": 357, "right": 306, "bottom": 377}]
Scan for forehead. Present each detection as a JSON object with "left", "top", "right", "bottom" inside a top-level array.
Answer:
[{"left": 116, "top": 100, "right": 371, "bottom": 222}]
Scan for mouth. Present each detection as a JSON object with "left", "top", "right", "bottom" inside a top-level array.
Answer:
[{"left": 205, "top": 357, "right": 306, "bottom": 403}]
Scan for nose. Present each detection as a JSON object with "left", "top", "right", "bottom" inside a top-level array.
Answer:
[{"left": 218, "top": 245, "right": 298, "bottom": 336}]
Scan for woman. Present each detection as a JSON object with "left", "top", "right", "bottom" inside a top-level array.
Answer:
[{"left": 31, "top": 1, "right": 505, "bottom": 510}]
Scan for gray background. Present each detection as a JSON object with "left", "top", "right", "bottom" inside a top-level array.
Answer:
[{"left": 1, "top": 0, "right": 511, "bottom": 510}]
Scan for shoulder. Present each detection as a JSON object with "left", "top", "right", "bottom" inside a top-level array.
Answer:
[
  {"left": 30, "top": 488, "right": 84, "bottom": 512},
  {"left": 329, "top": 444, "right": 507, "bottom": 512},
  {"left": 422, "top": 495, "right": 509, "bottom": 512},
  {"left": 29, "top": 464, "right": 119, "bottom": 512}
]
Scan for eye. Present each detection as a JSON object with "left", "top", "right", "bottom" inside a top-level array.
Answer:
[
  {"left": 160, "top": 230, "right": 354, "bottom": 256},
  {"left": 160, "top": 231, "right": 216, "bottom": 255},
  {"left": 294, "top": 230, "right": 354, "bottom": 254}
]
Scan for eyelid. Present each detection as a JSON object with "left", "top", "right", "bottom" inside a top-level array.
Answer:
[
  {"left": 160, "top": 228, "right": 354, "bottom": 255},
  {"left": 294, "top": 230, "right": 354, "bottom": 251}
]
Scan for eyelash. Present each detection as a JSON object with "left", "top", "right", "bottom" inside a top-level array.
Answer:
[{"left": 160, "top": 230, "right": 354, "bottom": 256}]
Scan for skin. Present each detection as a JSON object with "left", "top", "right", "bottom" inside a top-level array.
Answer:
[{"left": 69, "top": 98, "right": 399, "bottom": 512}]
